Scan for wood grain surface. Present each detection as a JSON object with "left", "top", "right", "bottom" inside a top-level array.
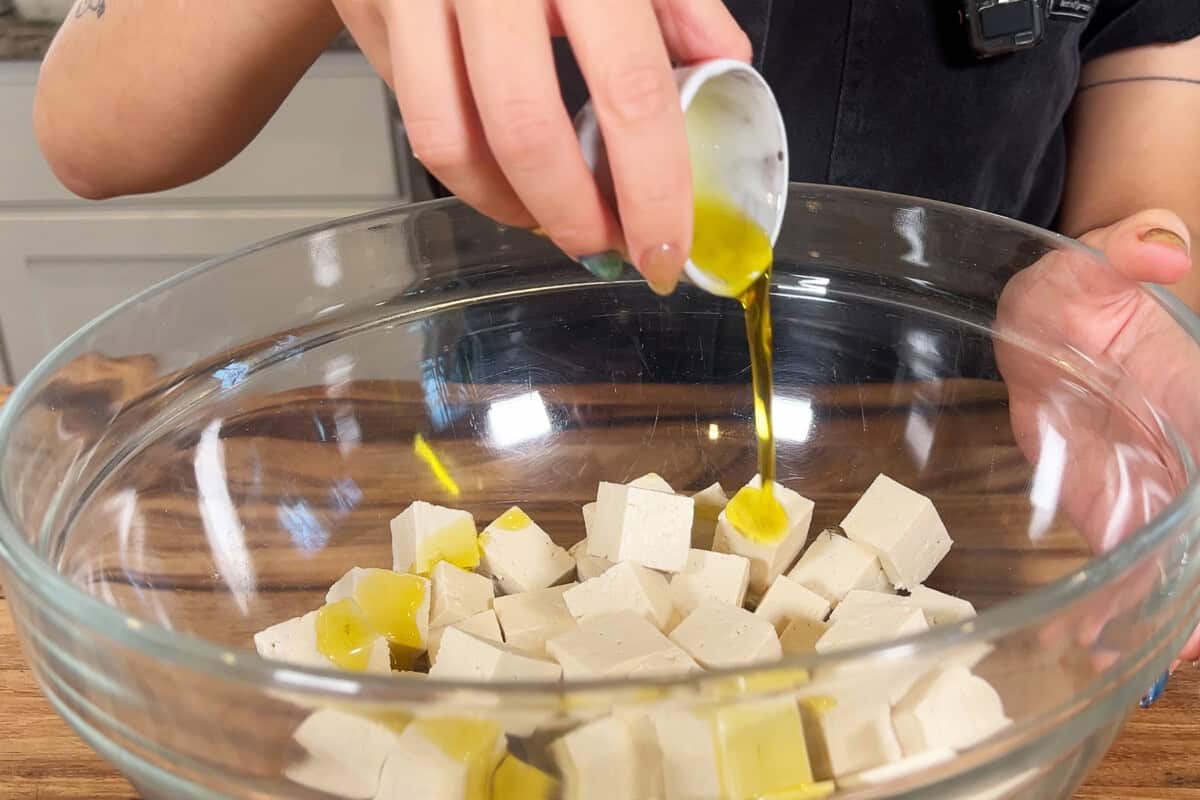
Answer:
[{"left": 0, "top": 380, "right": 1197, "bottom": 798}]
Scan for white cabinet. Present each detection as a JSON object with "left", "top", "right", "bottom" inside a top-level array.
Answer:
[{"left": 0, "top": 51, "right": 414, "bottom": 383}]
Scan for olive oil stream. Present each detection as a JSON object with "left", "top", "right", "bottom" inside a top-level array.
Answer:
[{"left": 691, "top": 193, "right": 787, "bottom": 542}]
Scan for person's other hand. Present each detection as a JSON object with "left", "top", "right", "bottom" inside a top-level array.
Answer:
[
  {"left": 997, "top": 209, "right": 1200, "bottom": 663},
  {"left": 331, "top": 0, "right": 751, "bottom": 294}
]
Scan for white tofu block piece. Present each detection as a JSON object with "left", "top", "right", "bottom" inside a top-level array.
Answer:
[
  {"left": 547, "top": 610, "right": 700, "bottom": 680},
  {"left": 838, "top": 748, "right": 955, "bottom": 790},
  {"left": 754, "top": 575, "right": 832, "bottom": 633},
  {"left": 815, "top": 605, "right": 929, "bottom": 654},
  {"left": 429, "top": 561, "right": 494, "bottom": 629},
  {"left": 690, "top": 481, "right": 729, "bottom": 549},
  {"left": 650, "top": 709, "right": 722, "bottom": 800},
  {"left": 892, "top": 666, "right": 1011, "bottom": 755},
  {"left": 426, "top": 608, "right": 504, "bottom": 662},
  {"left": 390, "top": 500, "right": 479, "bottom": 574},
  {"left": 284, "top": 708, "right": 404, "bottom": 799},
  {"left": 629, "top": 472, "right": 675, "bottom": 493},
  {"left": 669, "top": 604, "right": 782, "bottom": 669},
  {"left": 554, "top": 714, "right": 663, "bottom": 800},
  {"left": 907, "top": 584, "right": 977, "bottom": 625},
  {"left": 569, "top": 538, "right": 614, "bottom": 582},
  {"left": 802, "top": 695, "right": 903, "bottom": 779},
  {"left": 589, "top": 481, "right": 692, "bottom": 572},
  {"left": 254, "top": 611, "right": 327, "bottom": 669},
  {"left": 493, "top": 583, "right": 577, "bottom": 656},
  {"left": 669, "top": 549, "right": 751, "bottom": 618},
  {"left": 779, "top": 617, "right": 829, "bottom": 655},
  {"left": 788, "top": 529, "right": 891, "bottom": 606},
  {"left": 376, "top": 717, "right": 507, "bottom": 800},
  {"left": 564, "top": 561, "right": 673, "bottom": 630},
  {"left": 325, "top": 567, "right": 368, "bottom": 604},
  {"left": 841, "top": 474, "right": 953, "bottom": 590},
  {"left": 713, "top": 476, "right": 813, "bottom": 594},
  {"left": 710, "top": 697, "right": 828, "bottom": 799},
  {"left": 828, "top": 589, "right": 915, "bottom": 624},
  {"left": 479, "top": 506, "right": 575, "bottom": 595},
  {"left": 429, "top": 627, "right": 562, "bottom": 682}
]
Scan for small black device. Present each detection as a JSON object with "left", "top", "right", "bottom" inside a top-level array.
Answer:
[{"left": 962, "top": 0, "right": 1045, "bottom": 59}]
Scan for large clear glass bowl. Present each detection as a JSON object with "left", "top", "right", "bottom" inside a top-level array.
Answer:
[{"left": 2, "top": 185, "right": 1199, "bottom": 799}]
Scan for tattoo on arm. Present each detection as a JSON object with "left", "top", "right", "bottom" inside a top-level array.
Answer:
[
  {"left": 1078, "top": 76, "right": 1200, "bottom": 93},
  {"left": 74, "top": 0, "right": 106, "bottom": 18}
]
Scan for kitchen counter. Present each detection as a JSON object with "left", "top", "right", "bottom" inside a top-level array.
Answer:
[
  {"left": 0, "top": 380, "right": 1197, "bottom": 797},
  {"left": 0, "top": 10, "right": 359, "bottom": 60}
]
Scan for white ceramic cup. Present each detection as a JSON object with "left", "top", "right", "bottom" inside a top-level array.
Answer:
[{"left": 574, "top": 58, "right": 789, "bottom": 297}]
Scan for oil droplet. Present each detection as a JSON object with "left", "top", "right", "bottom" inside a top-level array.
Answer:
[
  {"left": 493, "top": 506, "right": 533, "bottom": 532},
  {"left": 354, "top": 571, "right": 428, "bottom": 649},
  {"left": 725, "top": 484, "right": 788, "bottom": 543},
  {"left": 315, "top": 598, "right": 377, "bottom": 672}
]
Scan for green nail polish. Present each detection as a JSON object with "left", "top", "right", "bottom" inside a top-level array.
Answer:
[{"left": 580, "top": 251, "right": 625, "bottom": 281}]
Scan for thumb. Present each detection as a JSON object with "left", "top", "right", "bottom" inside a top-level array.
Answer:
[{"left": 1079, "top": 209, "right": 1192, "bottom": 286}]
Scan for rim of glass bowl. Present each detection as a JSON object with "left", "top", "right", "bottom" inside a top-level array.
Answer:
[{"left": 1, "top": 183, "right": 1199, "bottom": 702}]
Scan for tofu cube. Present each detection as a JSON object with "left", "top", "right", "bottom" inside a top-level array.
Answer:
[
  {"left": 479, "top": 506, "right": 575, "bottom": 594},
  {"left": 427, "top": 608, "right": 504, "bottom": 662},
  {"left": 650, "top": 709, "right": 722, "bottom": 800},
  {"left": 554, "top": 714, "right": 663, "bottom": 800},
  {"left": 254, "top": 610, "right": 392, "bottom": 674},
  {"left": 669, "top": 548, "right": 751, "bottom": 618},
  {"left": 430, "top": 627, "right": 563, "bottom": 682},
  {"left": 321, "top": 567, "right": 432, "bottom": 656},
  {"left": 754, "top": 575, "right": 831, "bottom": 634},
  {"left": 840, "top": 474, "right": 953, "bottom": 590},
  {"left": 691, "top": 481, "right": 729, "bottom": 549},
  {"left": 837, "top": 748, "right": 955, "bottom": 790},
  {"left": 429, "top": 561, "right": 494, "bottom": 628},
  {"left": 569, "top": 539, "right": 614, "bottom": 582},
  {"left": 254, "top": 611, "right": 328, "bottom": 669},
  {"left": 589, "top": 481, "right": 692, "bottom": 573},
  {"left": 801, "top": 694, "right": 903, "bottom": 779},
  {"left": 815, "top": 605, "right": 929, "bottom": 654},
  {"left": 493, "top": 583, "right": 577, "bottom": 656},
  {"left": 710, "top": 697, "right": 830, "bottom": 800},
  {"left": 563, "top": 561, "right": 673, "bottom": 630},
  {"left": 492, "top": 754, "right": 558, "bottom": 800},
  {"left": 547, "top": 610, "right": 700, "bottom": 680},
  {"left": 907, "top": 584, "right": 977, "bottom": 625},
  {"left": 390, "top": 501, "right": 480, "bottom": 574},
  {"left": 713, "top": 476, "right": 814, "bottom": 595},
  {"left": 669, "top": 604, "right": 782, "bottom": 669},
  {"left": 376, "top": 717, "right": 507, "bottom": 800},
  {"left": 787, "top": 529, "right": 891, "bottom": 606},
  {"left": 629, "top": 472, "right": 675, "bottom": 493},
  {"left": 828, "top": 589, "right": 915, "bottom": 624},
  {"left": 779, "top": 617, "right": 830, "bottom": 655},
  {"left": 284, "top": 707, "right": 405, "bottom": 799},
  {"left": 892, "top": 666, "right": 1011, "bottom": 755}
]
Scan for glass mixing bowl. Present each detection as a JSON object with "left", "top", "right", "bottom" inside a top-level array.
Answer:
[{"left": 1, "top": 185, "right": 1199, "bottom": 799}]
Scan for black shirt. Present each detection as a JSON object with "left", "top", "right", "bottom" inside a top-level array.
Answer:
[{"left": 554, "top": 0, "right": 1200, "bottom": 228}]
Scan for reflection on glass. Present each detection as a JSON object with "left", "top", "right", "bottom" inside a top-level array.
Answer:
[
  {"left": 195, "top": 419, "right": 257, "bottom": 612},
  {"left": 773, "top": 396, "right": 814, "bottom": 443},
  {"left": 486, "top": 391, "right": 553, "bottom": 448}
]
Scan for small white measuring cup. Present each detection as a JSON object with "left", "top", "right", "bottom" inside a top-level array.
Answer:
[{"left": 574, "top": 58, "right": 789, "bottom": 297}]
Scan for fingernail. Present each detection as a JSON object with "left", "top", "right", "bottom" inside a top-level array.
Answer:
[
  {"left": 1141, "top": 228, "right": 1190, "bottom": 254},
  {"left": 579, "top": 251, "right": 625, "bottom": 281},
  {"left": 1139, "top": 669, "right": 1170, "bottom": 708},
  {"left": 639, "top": 243, "right": 684, "bottom": 296}
]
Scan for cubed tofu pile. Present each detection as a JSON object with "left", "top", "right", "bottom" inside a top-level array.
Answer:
[{"left": 255, "top": 472, "right": 1008, "bottom": 799}]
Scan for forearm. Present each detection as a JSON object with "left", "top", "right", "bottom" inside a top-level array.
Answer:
[
  {"left": 34, "top": 0, "right": 345, "bottom": 199},
  {"left": 1058, "top": 36, "right": 1200, "bottom": 310}
]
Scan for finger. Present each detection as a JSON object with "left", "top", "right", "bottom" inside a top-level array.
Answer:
[
  {"left": 559, "top": 0, "right": 692, "bottom": 294},
  {"left": 331, "top": 1, "right": 394, "bottom": 88},
  {"left": 653, "top": 0, "right": 753, "bottom": 64},
  {"left": 456, "top": 0, "right": 623, "bottom": 260},
  {"left": 384, "top": 0, "right": 534, "bottom": 228},
  {"left": 1080, "top": 209, "right": 1192, "bottom": 286},
  {"left": 1180, "top": 624, "right": 1200, "bottom": 662}
]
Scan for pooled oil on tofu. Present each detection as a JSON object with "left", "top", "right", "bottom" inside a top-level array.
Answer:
[
  {"left": 711, "top": 699, "right": 834, "bottom": 799},
  {"left": 413, "top": 717, "right": 505, "bottom": 800},
  {"left": 492, "top": 506, "right": 533, "bottom": 532},
  {"left": 315, "top": 572, "right": 427, "bottom": 670},
  {"left": 414, "top": 514, "right": 481, "bottom": 574}
]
